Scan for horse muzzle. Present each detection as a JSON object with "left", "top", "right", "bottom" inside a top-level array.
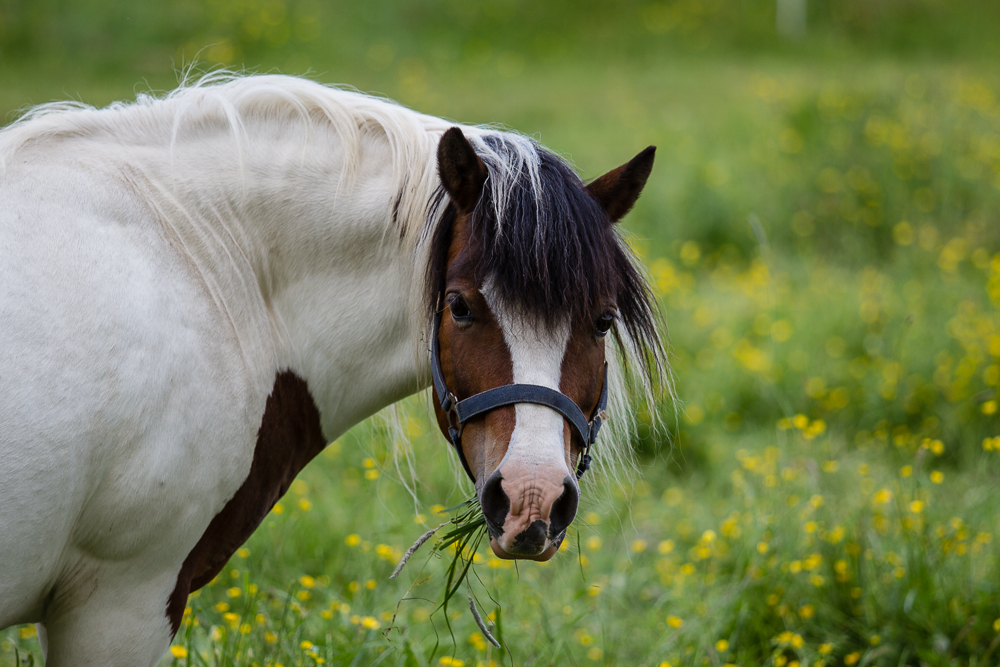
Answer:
[{"left": 479, "top": 469, "right": 579, "bottom": 561}]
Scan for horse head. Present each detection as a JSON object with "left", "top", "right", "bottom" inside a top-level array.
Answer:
[{"left": 427, "top": 127, "right": 659, "bottom": 561}]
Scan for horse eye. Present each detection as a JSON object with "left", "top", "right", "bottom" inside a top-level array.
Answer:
[
  {"left": 449, "top": 296, "right": 473, "bottom": 322},
  {"left": 595, "top": 312, "right": 616, "bottom": 337}
]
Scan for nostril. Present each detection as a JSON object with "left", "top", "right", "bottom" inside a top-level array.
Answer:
[
  {"left": 548, "top": 476, "right": 579, "bottom": 538},
  {"left": 479, "top": 470, "right": 509, "bottom": 533}
]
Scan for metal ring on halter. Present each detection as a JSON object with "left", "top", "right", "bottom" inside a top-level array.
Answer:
[{"left": 430, "top": 310, "right": 609, "bottom": 482}]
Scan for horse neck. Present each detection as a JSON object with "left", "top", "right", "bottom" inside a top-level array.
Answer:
[{"left": 130, "top": 117, "right": 433, "bottom": 439}]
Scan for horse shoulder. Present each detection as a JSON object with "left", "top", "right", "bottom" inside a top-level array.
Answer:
[{"left": 166, "top": 369, "right": 326, "bottom": 633}]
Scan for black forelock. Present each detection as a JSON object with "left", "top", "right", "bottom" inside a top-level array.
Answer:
[{"left": 425, "top": 135, "right": 664, "bottom": 380}]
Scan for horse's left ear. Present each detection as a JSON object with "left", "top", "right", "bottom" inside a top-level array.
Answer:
[{"left": 586, "top": 146, "right": 656, "bottom": 223}]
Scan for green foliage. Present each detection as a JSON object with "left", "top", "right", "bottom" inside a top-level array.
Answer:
[{"left": 2, "top": 0, "right": 1000, "bottom": 83}]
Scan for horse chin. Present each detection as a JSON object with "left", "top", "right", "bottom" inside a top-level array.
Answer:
[{"left": 488, "top": 536, "right": 560, "bottom": 562}]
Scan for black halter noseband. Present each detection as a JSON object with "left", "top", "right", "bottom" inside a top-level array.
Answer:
[{"left": 430, "top": 310, "right": 609, "bottom": 483}]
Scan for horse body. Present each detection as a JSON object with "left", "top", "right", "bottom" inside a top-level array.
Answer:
[
  {"left": 1, "top": 85, "right": 432, "bottom": 662},
  {"left": 0, "top": 74, "right": 662, "bottom": 666}
]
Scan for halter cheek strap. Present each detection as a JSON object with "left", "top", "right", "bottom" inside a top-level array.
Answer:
[{"left": 430, "top": 311, "right": 609, "bottom": 482}]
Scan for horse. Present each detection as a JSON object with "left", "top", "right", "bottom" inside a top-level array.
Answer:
[{"left": 0, "top": 72, "right": 665, "bottom": 666}]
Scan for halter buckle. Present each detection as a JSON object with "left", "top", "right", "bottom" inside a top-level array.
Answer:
[{"left": 444, "top": 392, "right": 461, "bottom": 430}]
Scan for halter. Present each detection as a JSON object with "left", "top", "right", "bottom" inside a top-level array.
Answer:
[{"left": 430, "top": 310, "right": 609, "bottom": 483}]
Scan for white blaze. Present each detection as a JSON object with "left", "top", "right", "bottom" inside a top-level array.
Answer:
[{"left": 482, "top": 285, "right": 571, "bottom": 476}]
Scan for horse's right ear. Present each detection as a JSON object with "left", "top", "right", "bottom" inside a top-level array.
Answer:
[
  {"left": 586, "top": 146, "right": 656, "bottom": 223},
  {"left": 438, "top": 127, "right": 487, "bottom": 214}
]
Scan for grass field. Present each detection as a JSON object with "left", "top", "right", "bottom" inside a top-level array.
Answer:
[{"left": 3, "top": 3, "right": 1000, "bottom": 665}]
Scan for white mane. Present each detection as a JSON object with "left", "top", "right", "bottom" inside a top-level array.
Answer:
[
  {"left": 0, "top": 71, "right": 541, "bottom": 251},
  {"left": 0, "top": 71, "right": 656, "bottom": 482}
]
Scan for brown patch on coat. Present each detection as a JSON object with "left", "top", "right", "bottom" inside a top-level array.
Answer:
[
  {"left": 431, "top": 212, "right": 515, "bottom": 485},
  {"left": 166, "top": 371, "right": 326, "bottom": 635},
  {"left": 559, "top": 322, "right": 607, "bottom": 469}
]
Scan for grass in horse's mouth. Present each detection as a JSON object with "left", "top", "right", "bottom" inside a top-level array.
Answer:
[
  {"left": 390, "top": 497, "right": 486, "bottom": 591},
  {"left": 390, "top": 498, "right": 500, "bottom": 647}
]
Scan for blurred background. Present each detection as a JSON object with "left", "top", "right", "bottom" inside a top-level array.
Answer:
[{"left": 3, "top": 2, "right": 1000, "bottom": 665}]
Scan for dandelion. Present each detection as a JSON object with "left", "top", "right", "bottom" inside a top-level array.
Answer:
[
  {"left": 930, "top": 471, "right": 944, "bottom": 484},
  {"left": 819, "top": 643, "right": 834, "bottom": 655},
  {"left": 666, "top": 615, "right": 684, "bottom": 628},
  {"left": 468, "top": 632, "right": 487, "bottom": 651},
  {"left": 804, "top": 419, "right": 826, "bottom": 439},
  {"left": 361, "top": 616, "right": 381, "bottom": 630},
  {"left": 170, "top": 645, "right": 188, "bottom": 658},
  {"left": 227, "top": 587, "right": 241, "bottom": 598},
  {"left": 909, "top": 500, "right": 925, "bottom": 513},
  {"left": 715, "top": 639, "right": 729, "bottom": 652},
  {"left": 775, "top": 632, "right": 804, "bottom": 649},
  {"left": 873, "top": 488, "right": 893, "bottom": 503},
  {"left": 345, "top": 534, "right": 360, "bottom": 546}
]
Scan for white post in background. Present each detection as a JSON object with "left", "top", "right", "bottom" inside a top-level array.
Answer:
[{"left": 776, "top": 0, "right": 807, "bottom": 38}]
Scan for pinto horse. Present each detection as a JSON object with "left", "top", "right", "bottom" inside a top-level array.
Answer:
[{"left": 0, "top": 73, "right": 664, "bottom": 666}]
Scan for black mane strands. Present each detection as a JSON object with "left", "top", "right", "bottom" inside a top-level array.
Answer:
[{"left": 424, "top": 132, "right": 665, "bottom": 389}]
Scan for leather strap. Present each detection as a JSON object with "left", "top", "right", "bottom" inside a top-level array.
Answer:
[{"left": 430, "top": 310, "right": 608, "bottom": 481}]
